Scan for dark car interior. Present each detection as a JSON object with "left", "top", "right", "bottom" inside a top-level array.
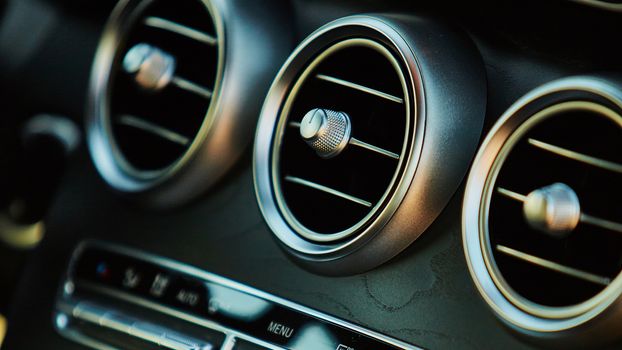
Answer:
[{"left": 0, "top": 0, "right": 621, "bottom": 349}]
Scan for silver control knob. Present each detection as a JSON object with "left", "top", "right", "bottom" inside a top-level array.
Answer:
[
  {"left": 299, "top": 108, "right": 351, "bottom": 159},
  {"left": 122, "top": 43, "right": 176, "bottom": 91},
  {"left": 523, "top": 182, "right": 581, "bottom": 237}
]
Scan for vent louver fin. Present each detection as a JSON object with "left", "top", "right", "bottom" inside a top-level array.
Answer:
[
  {"left": 274, "top": 40, "right": 409, "bottom": 241},
  {"left": 109, "top": 0, "right": 219, "bottom": 173}
]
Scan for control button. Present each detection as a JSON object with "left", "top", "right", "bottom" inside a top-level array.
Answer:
[
  {"left": 150, "top": 273, "right": 171, "bottom": 297},
  {"left": 73, "top": 302, "right": 107, "bottom": 324},
  {"left": 233, "top": 339, "right": 270, "bottom": 350},
  {"left": 205, "top": 282, "right": 271, "bottom": 321},
  {"left": 176, "top": 288, "right": 201, "bottom": 307},
  {"left": 99, "top": 312, "right": 134, "bottom": 334},
  {"left": 336, "top": 345, "right": 355, "bottom": 350},
  {"left": 129, "top": 321, "right": 167, "bottom": 344},
  {"left": 122, "top": 267, "right": 141, "bottom": 289},
  {"left": 207, "top": 298, "right": 222, "bottom": 315},
  {"left": 70, "top": 300, "right": 213, "bottom": 350},
  {"left": 171, "top": 279, "right": 207, "bottom": 310},
  {"left": 69, "top": 247, "right": 411, "bottom": 350},
  {"left": 161, "top": 331, "right": 213, "bottom": 350}
]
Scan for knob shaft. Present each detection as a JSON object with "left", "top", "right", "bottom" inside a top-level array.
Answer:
[{"left": 299, "top": 108, "right": 351, "bottom": 159}]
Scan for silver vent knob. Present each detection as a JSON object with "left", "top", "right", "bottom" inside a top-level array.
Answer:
[
  {"left": 122, "top": 43, "right": 176, "bottom": 91},
  {"left": 523, "top": 182, "right": 581, "bottom": 237},
  {"left": 299, "top": 108, "right": 351, "bottom": 159}
]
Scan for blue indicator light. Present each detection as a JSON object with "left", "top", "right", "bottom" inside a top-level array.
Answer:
[{"left": 96, "top": 262, "right": 109, "bottom": 278}]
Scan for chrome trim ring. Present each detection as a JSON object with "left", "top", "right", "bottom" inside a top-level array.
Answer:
[
  {"left": 271, "top": 38, "right": 412, "bottom": 243},
  {"left": 462, "top": 76, "right": 622, "bottom": 345},
  {"left": 87, "top": 0, "right": 291, "bottom": 208},
  {"left": 255, "top": 15, "right": 487, "bottom": 275}
]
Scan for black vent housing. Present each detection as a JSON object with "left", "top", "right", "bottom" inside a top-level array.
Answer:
[
  {"left": 255, "top": 15, "right": 487, "bottom": 275},
  {"left": 109, "top": 0, "right": 218, "bottom": 173},
  {"left": 275, "top": 40, "right": 410, "bottom": 240}
]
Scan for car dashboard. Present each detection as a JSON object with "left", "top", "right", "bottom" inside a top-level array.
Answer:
[{"left": 0, "top": 0, "right": 621, "bottom": 349}]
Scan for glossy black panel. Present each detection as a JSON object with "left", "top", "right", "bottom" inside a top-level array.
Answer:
[{"left": 62, "top": 244, "right": 410, "bottom": 349}]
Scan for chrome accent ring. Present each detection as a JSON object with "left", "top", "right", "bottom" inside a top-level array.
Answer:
[
  {"left": 462, "top": 76, "right": 622, "bottom": 342},
  {"left": 254, "top": 16, "right": 423, "bottom": 263}
]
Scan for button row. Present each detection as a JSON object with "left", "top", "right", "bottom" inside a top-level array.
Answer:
[
  {"left": 71, "top": 302, "right": 212, "bottom": 350},
  {"left": 68, "top": 245, "right": 416, "bottom": 349}
]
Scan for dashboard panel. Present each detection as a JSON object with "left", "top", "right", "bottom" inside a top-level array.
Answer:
[{"left": 0, "top": 0, "right": 621, "bottom": 349}]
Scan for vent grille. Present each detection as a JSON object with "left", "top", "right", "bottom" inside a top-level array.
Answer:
[
  {"left": 108, "top": 0, "right": 219, "bottom": 175},
  {"left": 488, "top": 101, "right": 622, "bottom": 309},
  {"left": 463, "top": 77, "right": 622, "bottom": 339},
  {"left": 272, "top": 39, "right": 411, "bottom": 242}
]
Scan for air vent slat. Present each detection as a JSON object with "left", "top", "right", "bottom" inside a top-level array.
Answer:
[
  {"left": 496, "top": 187, "right": 527, "bottom": 202},
  {"left": 315, "top": 74, "right": 404, "bottom": 104},
  {"left": 117, "top": 115, "right": 190, "bottom": 146},
  {"left": 496, "top": 245, "right": 612, "bottom": 286},
  {"left": 528, "top": 138, "right": 622, "bottom": 174},
  {"left": 143, "top": 16, "right": 217, "bottom": 46},
  {"left": 284, "top": 175, "right": 373, "bottom": 207},
  {"left": 171, "top": 76, "right": 213, "bottom": 99},
  {"left": 580, "top": 214, "right": 622, "bottom": 234},
  {"left": 350, "top": 138, "right": 400, "bottom": 159}
]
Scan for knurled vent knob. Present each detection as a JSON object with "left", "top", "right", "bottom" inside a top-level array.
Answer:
[
  {"left": 122, "top": 43, "right": 176, "bottom": 91},
  {"left": 299, "top": 108, "right": 351, "bottom": 158},
  {"left": 523, "top": 182, "right": 581, "bottom": 238}
]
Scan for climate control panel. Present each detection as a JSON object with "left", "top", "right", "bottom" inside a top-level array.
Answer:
[{"left": 54, "top": 242, "right": 418, "bottom": 350}]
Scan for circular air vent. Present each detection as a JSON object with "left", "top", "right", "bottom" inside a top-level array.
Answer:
[
  {"left": 87, "top": 0, "right": 290, "bottom": 207},
  {"left": 255, "top": 15, "right": 487, "bottom": 274},
  {"left": 463, "top": 76, "right": 622, "bottom": 345}
]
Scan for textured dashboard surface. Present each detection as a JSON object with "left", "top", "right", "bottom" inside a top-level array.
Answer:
[
  {"left": 2, "top": 0, "right": 622, "bottom": 349},
  {"left": 5, "top": 151, "right": 535, "bottom": 349}
]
